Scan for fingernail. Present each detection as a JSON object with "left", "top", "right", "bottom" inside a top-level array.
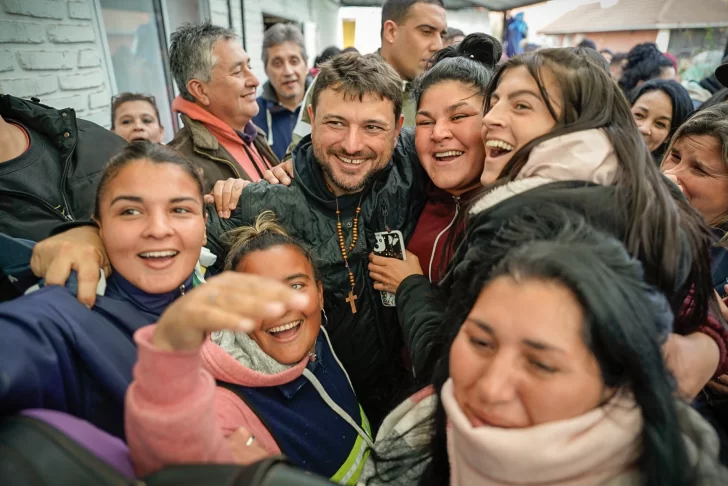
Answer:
[
  {"left": 237, "top": 318, "right": 255, "bottom": 331},
  {"left": 264, "top": 301, "right": 285, "bottom": 315},
  {"left": 224, "top": 211, "right": 230, "bottom": 218},
  {"left": 229, "top": 203, "right": 236, "bottom": 210},
  {"left": 218, "top": 211, "right": 224, "bottom": 218},
  {"left": 284, "top": 178, "right": 290, "bottom": 184}
]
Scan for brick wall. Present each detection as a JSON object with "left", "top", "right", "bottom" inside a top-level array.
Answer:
[{"left": 0, "top": 0, "right": 113, "bottom": 128}]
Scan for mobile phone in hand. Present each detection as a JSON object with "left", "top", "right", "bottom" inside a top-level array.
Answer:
[{"left": 373, "top": 230, "right": 405, "bottom": 307}]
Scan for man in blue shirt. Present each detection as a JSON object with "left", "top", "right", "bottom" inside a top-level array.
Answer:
[{"left": 253, "top": 24, "right": 312, "bottom": 161}]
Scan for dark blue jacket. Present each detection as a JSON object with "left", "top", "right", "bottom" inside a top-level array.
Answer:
[
  {"left": 712, "top": 230, "right": 728, "bottom": 297},
  {"left": 223, "top": 331, "right": 371, "bottom": 482},
  {"left": 0, "top": 271, "right": 191, "bottom": 439},
  {"left": 252, "top": 78, "right": 313, "bottom": 161}
]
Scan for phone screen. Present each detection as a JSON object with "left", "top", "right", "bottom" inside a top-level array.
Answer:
[{"left": 373, "top": 231, "right": 405, "bottom": 307}]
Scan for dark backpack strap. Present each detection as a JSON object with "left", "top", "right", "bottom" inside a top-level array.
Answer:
[
  {"left": 215, "top": 380, "right": 281, "bottom": 450},
  {"left": 0, "top": 415, "right": 133, "bottom": 486}
]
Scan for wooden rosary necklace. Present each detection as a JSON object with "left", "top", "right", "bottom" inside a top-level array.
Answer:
[{"left": 326, "top": 181, "right": 362, "bottom": 314}]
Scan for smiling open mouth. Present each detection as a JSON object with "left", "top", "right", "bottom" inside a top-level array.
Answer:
[
  {"left": 485, "top": 140, "right": 515, "bottom": 158},
  {"left": 266, "top": 319, "right": 303, "bottom": 339},
  {"left": 138, "top": 250, "right": 179, "bottom": 259},
  {"left": 338, "top": 155, "right": 365, "bottom": 166},
  {"left": 434, "top": 150, "right": 464, "bottom": 162}
]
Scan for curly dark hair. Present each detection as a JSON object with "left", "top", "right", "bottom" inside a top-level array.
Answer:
[{"left": 619, "top": 43, "right": 671, "bottom": 95}]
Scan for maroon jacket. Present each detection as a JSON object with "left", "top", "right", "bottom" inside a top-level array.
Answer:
[{"left": 407, "top": 184, "right": 475, "bottom": 284}]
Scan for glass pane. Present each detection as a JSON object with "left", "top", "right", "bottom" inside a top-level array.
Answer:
[
  {"left": 167, "top": 0, "right": 206, "bottom": 35},
  {"left": 100, "top": 0, "right": 174, "bottom": 142}
]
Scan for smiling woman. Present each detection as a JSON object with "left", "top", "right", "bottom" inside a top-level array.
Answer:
[
  {"left": 363, "top": 209, "right": 728, "bottom": 486},
  {"left": 0, "top": 142, "right": 210, "bottom": 439},
  {"left": 126, "top": 211, "right": 374, "bottom": 484}
]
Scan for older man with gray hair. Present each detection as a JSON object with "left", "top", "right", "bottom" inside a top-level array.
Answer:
[
  {"left": 168, "top": 22, "right": 278, "bottom": 192},
  {"left": 252, "top": 23, "right": 313, "bottom": 161}
]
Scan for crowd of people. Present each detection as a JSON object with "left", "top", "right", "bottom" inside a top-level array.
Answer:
[{"left": 2, "top": 0, "right": 728, "bottom": 484}]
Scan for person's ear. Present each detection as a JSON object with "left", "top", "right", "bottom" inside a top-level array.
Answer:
[
  {"left": 382, "top": 20, "right": 398, "bottom": 45},
  {"left": 92, "top": 215, "right": 103, "bottom": 240},
  {"left": 187, "top": 79, "right": 210, "bottom": 106},
  {"left": 308, "top": 104, "right": 315, "bottom": 125}
]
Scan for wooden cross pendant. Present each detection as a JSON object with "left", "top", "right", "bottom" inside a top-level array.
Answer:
[{"left": 345, "top": 290, "right": 358, "bottom": 314}]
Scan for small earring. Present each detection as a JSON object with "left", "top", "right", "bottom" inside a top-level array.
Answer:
[{"left": 321, "top": 308, "right": 328, "bottom": 327}]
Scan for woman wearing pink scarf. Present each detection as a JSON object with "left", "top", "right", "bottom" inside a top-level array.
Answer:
[{"left": 362, "top": 209, "right": 728, "bottom": 486}]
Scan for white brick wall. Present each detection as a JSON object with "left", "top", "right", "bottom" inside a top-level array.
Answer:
[{"left": 0, "top": 0, "right": 113, "bottom": 127}]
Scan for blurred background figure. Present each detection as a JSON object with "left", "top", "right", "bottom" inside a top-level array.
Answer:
[
  {"left": 253, "top": 23, "right": 312, "bottom": 161},
  {"left": 442, "top": 27, "right": 464, "bottom": 47},
  {"left": 504, "top": 12, "right": 528, "bottom": 58},
  {"left": 609, "top": 52, "right": 628, "bottom": 81},
  {"left": 111, "top": 93, "right": 164, "bottom": 144},
  {"left": 619, "top": 43, "right": 678, "bottom": 95},
  {"left": 600, "top": 48, "right": 614, "bottom": 64},
  {"left": 311, "top": 46, "right": 342, "bottom": 77},
  {"left": 576, "top": 38, "right": 597, "bottom": 50}
]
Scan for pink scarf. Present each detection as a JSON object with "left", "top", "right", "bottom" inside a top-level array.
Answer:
[{"left": 440, "top": 379, "right": 643, "bottom": 485}]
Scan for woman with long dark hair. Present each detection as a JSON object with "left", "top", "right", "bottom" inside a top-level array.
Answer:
[
  {"left": 630, "top": 79, "right": 693, "bottom": 163},
  {"left": 398, "top": 46, "right": 727, "bottom": 395},
  {"left": 364, "top": 209, "right": 727, "bottom": 485}
]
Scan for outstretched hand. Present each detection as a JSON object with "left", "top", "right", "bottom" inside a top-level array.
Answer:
[{"left": 152, "top": 271, "right": 311, "bottom": 352}]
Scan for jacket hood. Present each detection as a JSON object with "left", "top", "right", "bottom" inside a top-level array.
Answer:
[
  {"left": 515, "top": 128, "right": 618, "bottom": 186},
  {"left": 172, "top": 96, "right": 258, "bottom": 146},
  {"left": 201, "top": 330, "right": 321, "bottom": 387}
]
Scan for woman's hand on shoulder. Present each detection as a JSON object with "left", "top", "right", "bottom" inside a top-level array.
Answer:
[{"left": 152, "top": 271, "right": 310, "bottom": 352}]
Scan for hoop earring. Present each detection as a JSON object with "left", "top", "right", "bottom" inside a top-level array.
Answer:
[{"left": 322, "top": 308, "right": 328, "bottom": 327}]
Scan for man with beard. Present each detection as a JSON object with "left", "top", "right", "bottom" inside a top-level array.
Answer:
[{"left": 28, "top": 53, "right": 427, "bottom": 430}]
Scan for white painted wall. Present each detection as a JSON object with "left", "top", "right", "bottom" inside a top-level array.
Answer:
[{"left": 0, "top": 0, "right": 116, "bottom": 128}]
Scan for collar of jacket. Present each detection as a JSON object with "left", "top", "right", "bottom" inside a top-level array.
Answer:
[
  {"left": 105, "top": 270, "right": 193, "bottom": 321},
  {"left": 0, "top": 94, "right": 78, "bottom": 163},
  {"left": 260, "top": 77, "right": 314, "bottom": 114},
  {"left": 290, "top": 134, "right": 390, "bottom": 212},
  {"left": 179, "top": 113, "right": 259, "bottom": 150}
]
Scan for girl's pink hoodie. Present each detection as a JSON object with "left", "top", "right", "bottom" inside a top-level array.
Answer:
[{"left": 125, "top": 325, "right": 309, "bottom": 476}]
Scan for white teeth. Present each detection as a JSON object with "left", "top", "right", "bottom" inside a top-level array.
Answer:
[
  {"left": 434, "top": 150, "right": 464, "bottom": 158},
  {"left": 267, "top": 320, "right": 302, "bottom": 334},
  {"left": 339, "top": 156, "right": 364, "bottom": 165},
  {"left": 139, "top": 250, "right": 178, "bottom": 258},
  {"left": 485, "top": 140, "right": 515, "bottom": 151}
]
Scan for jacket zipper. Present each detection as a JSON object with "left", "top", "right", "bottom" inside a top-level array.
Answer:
[
  {"left": 0, "top": 189, "right": 72, "bottom": 221},
  {"left": 428, "top": 196, "right": 459, "bottom": 282},
  {"left": 193, "top": 148, "right": 242, "bottom": 179},
  {"left": 59, "top": 115, "right": 77, "bottom": 220}
]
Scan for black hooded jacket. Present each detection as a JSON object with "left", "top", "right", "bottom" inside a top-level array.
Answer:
[
  {"left": 0, "top": 95, "right": 126, "bottom": 241},
  {"left": 205, "top": 128, "right": 427, "bottom": 427},
  {"left": 397, "top": 180, "right": 697, "bottom": 382}
]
